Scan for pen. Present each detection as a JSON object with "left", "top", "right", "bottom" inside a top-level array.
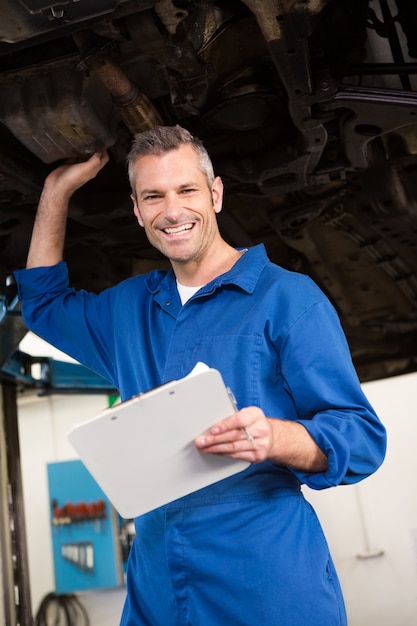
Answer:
[
  {"left": 227, "top": 387, "right": 255, "bottom": 446},
  {"left": 243, "top": 426, "right": 255, "bottom": 446}
]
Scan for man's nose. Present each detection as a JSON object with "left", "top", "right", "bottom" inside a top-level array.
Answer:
[{"left": 163, "top": 193, "right": 181, "bottom": 220}]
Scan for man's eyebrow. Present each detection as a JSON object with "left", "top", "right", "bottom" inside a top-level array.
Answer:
[
  {"left": 178, "top": 181, "right": 201, "bottom": 190},
  {"left": 139, "top": 188, "right": 161, "bottom": 198},
  {"left": 139, "top": 182, "right": 201, "bottom": 198}
]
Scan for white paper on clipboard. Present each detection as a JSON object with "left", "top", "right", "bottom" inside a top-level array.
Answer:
[{"left": 68, "top": 363, "right": 249, "bottom": 518}]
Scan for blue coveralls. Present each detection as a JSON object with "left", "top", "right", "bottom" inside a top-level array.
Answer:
[{"left": 15, "top": 244, "right": 386, "bottom": 625}]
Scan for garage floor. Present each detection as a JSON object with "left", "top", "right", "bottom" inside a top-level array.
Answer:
[{"left": 77, "top": 588, "right": 126, "bottom": 626}]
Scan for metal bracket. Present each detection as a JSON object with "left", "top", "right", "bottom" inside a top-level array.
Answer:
[
  {"left": 0, "top": 280, "right": 19, "bottom": 327},
  {"left": 1, "top": 350, "right": 116, "bottom": 395}
]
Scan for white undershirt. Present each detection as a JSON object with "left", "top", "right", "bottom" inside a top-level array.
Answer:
[
  {"left": 176, "top": 280, "right": 204, "bottom": 305},
  {"left": 176, "top": 250, "right": 248, "bottom": 305}
]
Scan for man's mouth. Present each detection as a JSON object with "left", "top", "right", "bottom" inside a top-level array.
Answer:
[{"left": 162, "top": 223, "right": 194, "bottom": 235}]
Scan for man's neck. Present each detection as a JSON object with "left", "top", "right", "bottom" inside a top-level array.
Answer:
[{"left": 172, "top": 243, "right": 244, "bottom": 287}]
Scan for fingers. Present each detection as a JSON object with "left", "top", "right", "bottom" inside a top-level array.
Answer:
[
  {"left": 46, "top": 149, "right": 110, "bottom": 195},
  {"left": 195, "top": 407, "right": 271, "bottom": 462},
  {"left": 88, "top": 149, "right": 110, "bottom": 171},
  {"left": 69, "top": 149, "right": 110, "bottom": 176},
  {"left": 196, "top": 426, "right": 252, "bottom": 451},
  {"left": 210, "top": 406, "right": 265, "bottom": 439},
  {"left": 80, "top": 150, "right": 110, "bottom": 181},
  {"left": 243, "top": 426, "right": 255, "bottom": 446}
]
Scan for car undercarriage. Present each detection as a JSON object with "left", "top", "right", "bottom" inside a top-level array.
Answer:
[{"left": 0, "top": 0, "right": 416, "bottom": 382}]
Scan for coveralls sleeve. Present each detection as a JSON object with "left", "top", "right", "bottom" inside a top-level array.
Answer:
[
  {"left": 14, "top": 263, "right": 118, "bottom": 387},
  {"left": 280, "top": 299, "right": 387, "bottom": 489}
]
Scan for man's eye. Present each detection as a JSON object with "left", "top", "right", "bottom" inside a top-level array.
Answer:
[
  {"left": 144, "top": 195, "right": 160, "bottom": 201},
  {"left": 181, "top": 188, "right": 196, "bottom": 194}
]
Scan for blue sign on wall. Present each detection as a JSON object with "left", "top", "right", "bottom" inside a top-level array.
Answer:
[{"left": 47, "top": 459, "right": 124, "bottom": 593}]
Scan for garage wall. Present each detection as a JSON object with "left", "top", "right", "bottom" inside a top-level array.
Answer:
[
  {"left": 16, "top": 334, "right": 417, "bottom": 625},
  {"left": 17, "top": 391, "right": 127, "bottom": 622},
  {"left": 16, "top": 334, "right": 126, "bottom": 623},
  {"left": 304, "top": 371, "right": 417, "bottom": 626}
]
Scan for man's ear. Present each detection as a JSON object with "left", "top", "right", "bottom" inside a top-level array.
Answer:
[
  {"left": 131, "top": 194, "right": 144, "bottom": 227},
  {"left": 212, "top": 176, "right": 224, "bottom": 214}
]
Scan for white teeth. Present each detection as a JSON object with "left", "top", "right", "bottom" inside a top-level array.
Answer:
[{"left": 163, "top": 224, "right": 193, "bottom": 234}]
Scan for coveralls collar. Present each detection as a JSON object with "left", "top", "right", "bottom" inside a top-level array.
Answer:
[{"left": 145, "top": 243, "right": 269, "bottom": 298}]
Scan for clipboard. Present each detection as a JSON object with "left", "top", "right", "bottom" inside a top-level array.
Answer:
[{"left": 68, "top": 364, "right": 250, "bottom": 518}]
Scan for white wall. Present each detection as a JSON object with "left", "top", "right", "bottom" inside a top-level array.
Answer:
[
  {"left": 16, "top": 334, "right": 417, "bottom": 625},
  {"left": 16, "top": 334, "right": 126, "bottom": 623},
  {"left": 304, "top": 371, "right": 417, "bottom": 625}
]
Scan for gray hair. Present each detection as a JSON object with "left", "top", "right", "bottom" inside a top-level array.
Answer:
[{"left": 127, "top": 125, "right": 215, "bottom": 196}]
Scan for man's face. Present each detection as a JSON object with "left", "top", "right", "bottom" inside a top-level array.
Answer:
[{"left": 131, "top": 144, "right": 223, "bottom": 265}]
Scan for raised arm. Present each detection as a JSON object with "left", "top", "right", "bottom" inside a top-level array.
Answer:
[{"left": 27, "top": 150, "right": 109, "bottom": 268}]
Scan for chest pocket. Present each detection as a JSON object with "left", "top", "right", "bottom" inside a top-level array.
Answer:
[{"left": 189, "top": 334, "right": 263, "bottom": 407}]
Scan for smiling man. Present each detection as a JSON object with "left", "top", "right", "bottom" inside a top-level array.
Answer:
[
  {"left": 129, "top": 140, "right": 239, "bottom": 283},
  {"left": 14, "top": 125, "right": 386, "bottom": 626}
]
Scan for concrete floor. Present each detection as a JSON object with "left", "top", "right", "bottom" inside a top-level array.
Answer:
[{"left": 77, "top": 588, "right": 126, "bottom": 626}]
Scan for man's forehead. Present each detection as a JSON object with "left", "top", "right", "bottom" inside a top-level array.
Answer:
[{"left": 133, "top": 147, "right": 207, "bottom": 190}]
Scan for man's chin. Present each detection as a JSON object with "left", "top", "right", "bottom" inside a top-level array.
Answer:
[{"left": 155, "top": 240, "right": 195, "bottom": 263}]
